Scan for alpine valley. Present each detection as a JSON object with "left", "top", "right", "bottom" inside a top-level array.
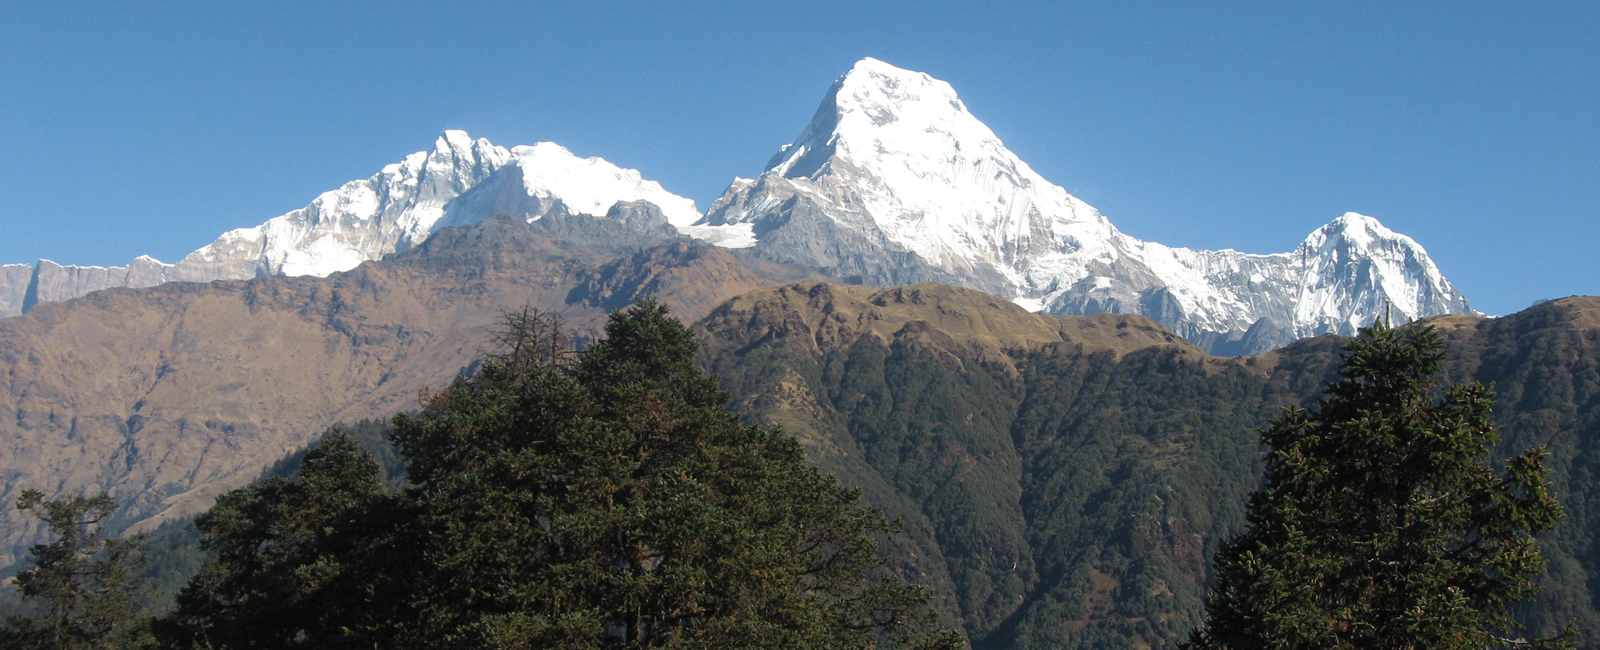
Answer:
[{"left": 5, "top": 59, "right": 1590, "bottom": 650}]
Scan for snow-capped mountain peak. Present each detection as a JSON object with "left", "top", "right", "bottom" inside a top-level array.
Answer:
[
  {"left": 170, "top": 130, "right": 703, "bottom": 279},
  {"left": 692, "top": 59, "right": 1476, "bottom": 355},
  {"left": 3, "top": 61, "right": 1477, "bottom": 357},
  {"left": 702, "top": 57, "right": 1113, "bottom": 297},
  {"left": 1291, "top": 212, "right": 1470, "bottom": 334},
  {"left": 771, "top": 57, "right": 995, "bottom": 177},
  {"left": 2, "top": 131, "right": 704, "bottom": 316}
]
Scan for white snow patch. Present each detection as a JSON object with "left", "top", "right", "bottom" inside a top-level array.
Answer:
[
  {"left": 681, "top": 223, "right": 758, "bottom": 249},
  {"left": 1010, "top": 295, "right": 1046, "bottom": 312},
  {"left": 512, "top": 142, "right": 701, "bottom": 227}
]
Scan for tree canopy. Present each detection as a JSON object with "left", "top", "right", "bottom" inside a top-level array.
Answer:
[
  {"left": 157, "top": 301, "right": 960, "bottom": 649},
  {"left": 2, "top": 490, "right": 150, "bottom": 650},
  {"left": 1185, "top": 321, "right": 1568, "bottom": 649}
]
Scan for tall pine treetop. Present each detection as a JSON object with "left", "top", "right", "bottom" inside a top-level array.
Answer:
[{"left": 1187, "top": 320, "right": 1568, "bottom": 649}]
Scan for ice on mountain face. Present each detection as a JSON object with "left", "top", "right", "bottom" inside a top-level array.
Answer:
[
  {"left": 1287, "top": 212, "right": 1471, "bottom": 336},
  {"left": 679, "top": 222, "right": 757, "bottom": 249},
  {"left": 696, "top": 57, "right": 1476, "bottom": 355},
  {"left": 1010, "top": 295, "right": 1047, "bottom": 312},
  {"left": 764, "top": 58, "right": 1115, "bottom": 273},
  {"left": 213, "top": 132, "right": 700, "bottom": 276}
]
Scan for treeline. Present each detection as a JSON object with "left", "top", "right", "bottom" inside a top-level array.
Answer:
[{"left": 1, "top": 303, "right": 960, "bottom": 649}]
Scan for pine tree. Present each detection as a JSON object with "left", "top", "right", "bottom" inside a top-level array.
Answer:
[
  {"left": 163, "top": 302, "right": 961, "bottom": 649},
  {"left": 156, "top": 430, "right": 390, "bottom": 649},
  {"left": 1185, "top": 321, "right": 1569, "bottom": 649},
  {"left": 2, "top": 491, "right": 150, "bottom": 649},
  {"left": 391, "top": 301, "right": 961, "bottom": 648}
]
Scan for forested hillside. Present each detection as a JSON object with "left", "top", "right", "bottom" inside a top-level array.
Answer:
[{"left": 698, "top": 285, "right": 1600, "bottom": 649}]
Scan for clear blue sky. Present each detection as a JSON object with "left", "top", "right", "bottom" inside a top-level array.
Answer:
[{"left": 2, "top": 1, "right": 1595, "bottom": 316}]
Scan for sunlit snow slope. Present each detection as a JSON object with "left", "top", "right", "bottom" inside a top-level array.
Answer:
[
  {"left": 4, "top": 59, "right": 1474, "bottom": 355},
  {"left": 690, "top": 58, "right": 1475, "bottom": 354},
  {"left": 2, "top": 132, "right": 700, "bottom": 316}
]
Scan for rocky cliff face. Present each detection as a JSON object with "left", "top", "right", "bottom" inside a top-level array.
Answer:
[
  {"left": 0, "top": 266, "right": 32, "bottom": 317},
  {"left": 0, "top": 211, "right": 820, "bottom": 569},
  {"left": 690, "top": 58, "right": 1476, "bottom": 355}
]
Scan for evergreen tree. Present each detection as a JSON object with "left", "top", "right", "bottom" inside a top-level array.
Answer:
[
  {"left": 2, "top": 491, "right": 150, "bottom": 649},
  {"left": 156, "top": 431, "right": 391, "bottom": 649},
  {"left": 1184, "top": 321, "right": 1568, "bottom": 649},
  {"left": 392, "top": 301, "right": 960, "bottom": 648},
  {"left": 163, "top": 302, "right": 960, "bottom": 649}
]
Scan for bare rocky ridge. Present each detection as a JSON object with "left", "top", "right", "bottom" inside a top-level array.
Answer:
[{"left": 0, "top": 212, "right": 822, "bottom": 569}]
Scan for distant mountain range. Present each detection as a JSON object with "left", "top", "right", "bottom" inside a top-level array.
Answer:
[{"left": 1, "top": 58, "right": 1474, "bottom": 355}]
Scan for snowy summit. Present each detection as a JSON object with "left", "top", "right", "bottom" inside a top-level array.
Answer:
[
  {"left": 1, "top": 59, "right": 1475, "bottom": 355},
  {"left": 689, "top": 58, "right": 1475, "bottom": 354}
]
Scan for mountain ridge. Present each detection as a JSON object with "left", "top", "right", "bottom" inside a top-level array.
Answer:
[
  {"left": 0, "top": 219, "right": 1594, "bottom": 645},
  {"left": 4, "top": 58, "right": 1476, "bottom": 357},
  {"left": 0, "top": 133, "right": 701, "bottom": 318},
  {"left": 689, "top": 58, "right": 1476, "bottom": 355}
]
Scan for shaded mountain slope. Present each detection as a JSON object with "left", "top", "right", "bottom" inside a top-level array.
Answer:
[{"left": 698, "top": 287, "right": 1600, "bottom": 648}]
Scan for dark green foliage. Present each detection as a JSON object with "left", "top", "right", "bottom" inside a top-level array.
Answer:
[
  {"left": 156, "top": 430, "right": 391, "bottom": 648},
  {"left": 2, "top": 491, "right": 151, "bottom": 649},
  {"left": 695, "top": 298, "right": 1600, "bottom": 648},
  {"left": 98, "top": 419, "right": 406, "bottom": 622},
  {"left": 1186, "top": 321, "right": 1567, "bottom": 649},
  {"left": 1441, "top": 301, "right": 1600, "bottom": 645},
  {"left": 997, "top": 345, "right": 1285, "bottom": 649},
  {"left": 390, "top": 301, "right": 958, "bottom": 648},
  {"left": 161, "top": 302, "right": 959, "bottom": 649},
  {"left": 703, "top": 320, "right": 1306, "bottom": 649}
]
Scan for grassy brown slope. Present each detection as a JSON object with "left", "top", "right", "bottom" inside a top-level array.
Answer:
[{"left": 0, "top": 214, "right": 823, "bottom": 569}]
